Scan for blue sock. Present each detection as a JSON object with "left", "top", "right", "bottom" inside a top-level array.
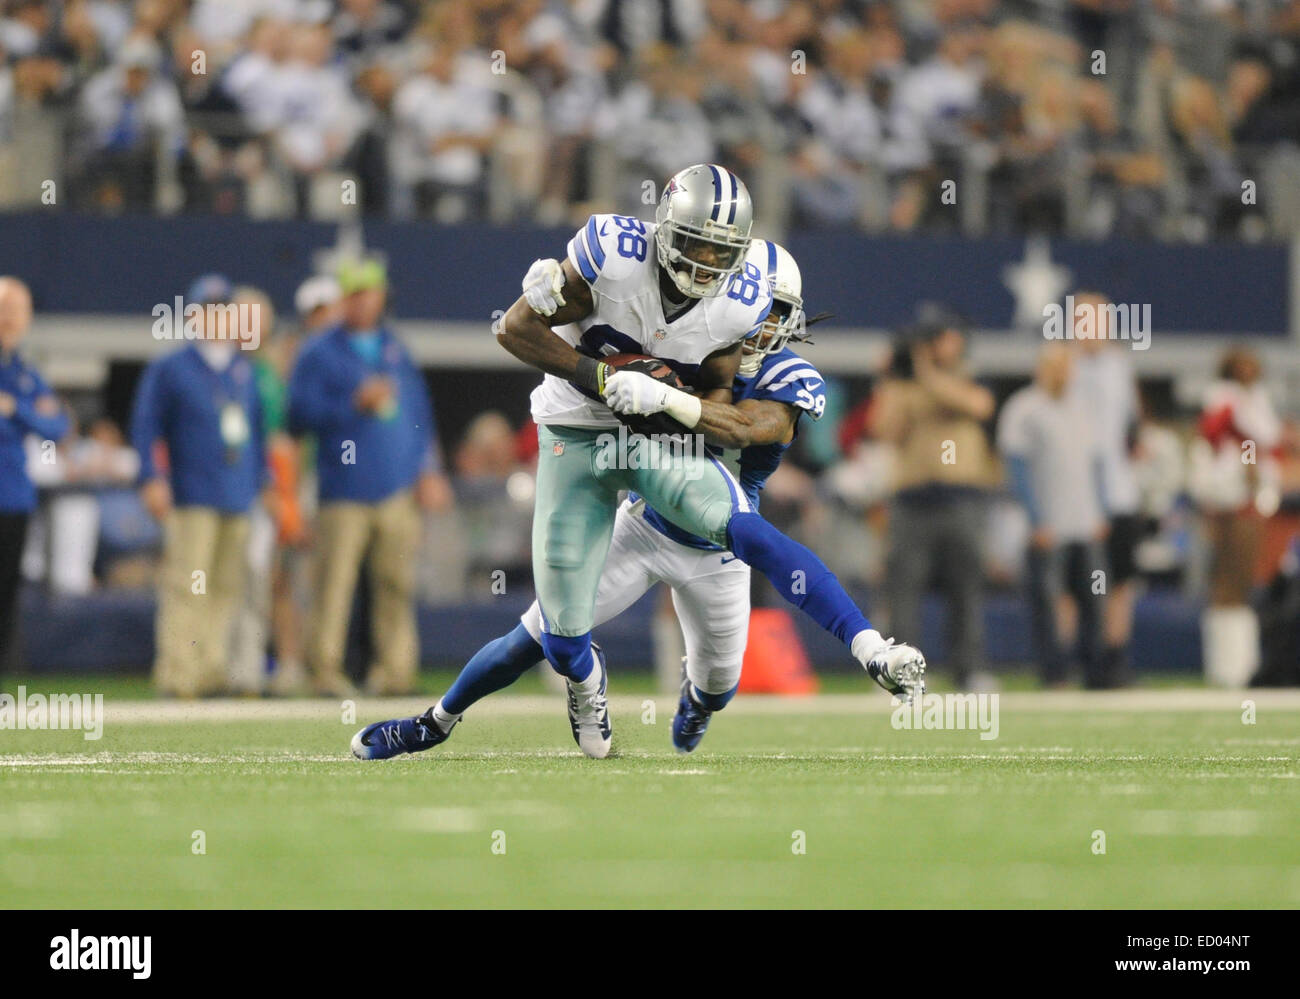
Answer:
[
  {"left": 691, "top": 683, "right": 737, "bottom": 711},
  {"left": 441, "top": 623, "right": 544, "bottom": 715},
  {"left": 726, "top": 511, "right": 871, "bottom": 648},
  {"left": 540, "top": 630, "right": 595, "bottom": 683}
]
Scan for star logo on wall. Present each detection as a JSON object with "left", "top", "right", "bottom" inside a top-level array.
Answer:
[{"left": 1002, "top": 236, "right": 1073, "bottom": 331}]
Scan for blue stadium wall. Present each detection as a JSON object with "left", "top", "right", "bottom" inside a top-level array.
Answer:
[
  {"left": 0, "top": 212, "right": 1290, "bottom": 332},
  {"left": 17, "top": 586, "right": 1201, "bottom": 676}
]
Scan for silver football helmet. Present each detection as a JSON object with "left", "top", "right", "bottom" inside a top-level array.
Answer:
[
  {"left": 739, "top": 239, "right": 805, "bottom": 376},
  {"left": 654, "top": 164, "right": 754, "bottom": 299}
]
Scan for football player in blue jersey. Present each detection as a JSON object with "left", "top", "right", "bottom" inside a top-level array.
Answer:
[{"left": 353, "top": 231, "right": 928, "bottom": 760}]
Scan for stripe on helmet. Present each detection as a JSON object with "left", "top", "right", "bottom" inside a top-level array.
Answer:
[
  {"left": 707, "top": 165, "right": 724, "bottom": 222},
  {"left": 764, "top": 240, "right": 777, "bottom": 282},
  {"left": 725, "top": 169, "right": 739, "bottom": 225}
]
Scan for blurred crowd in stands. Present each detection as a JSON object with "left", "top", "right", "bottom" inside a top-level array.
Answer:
[
  {"left": 3, "top": 0, "right": 1300, "bottom": 238},
  {"left": 3, "top": 262, "right": 1300, "bottom": 693}
]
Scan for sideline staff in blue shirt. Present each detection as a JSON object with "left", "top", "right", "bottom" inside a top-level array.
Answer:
[
  {"left": 130, "top": 274, "right": 265, "bottom": 698},
  {"left": 0, "top": 277, "right": 69, "bottom": 673},
  {"left": 288, "top": 258, "right": 452, "bottom": 696}
]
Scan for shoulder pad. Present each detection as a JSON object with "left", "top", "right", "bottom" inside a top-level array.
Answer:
[
  {"left": 567, "top": 213, "right": 652, "bottom": 294},
  {"left": 715, "top": 259, "right": 773, "bottom": 341},
  {"left": 750, "top": 351, "right": 827, "bottom": 420}
]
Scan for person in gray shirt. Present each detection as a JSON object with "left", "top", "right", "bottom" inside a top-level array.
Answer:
[
  {"left": 1069, "top": 290, "right": 1142, "bottom": 685},
  {"left": 998, "top": 343, "right": 1116, "bottom": 687}
]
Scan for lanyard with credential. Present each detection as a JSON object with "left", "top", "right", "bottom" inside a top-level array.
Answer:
[
  {"left": 359, "top": 334, "right": 399, "bottom": 422},
  {"left": 208, "top": 363, "right": 251, "bottom": 465}
]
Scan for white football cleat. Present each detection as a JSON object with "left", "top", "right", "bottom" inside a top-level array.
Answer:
[
  {"left": 858, "top": 636, "right": 927, "bottom": 703},
  {"left": 566, "top": 643, "right": 612, "bottom": 759}
]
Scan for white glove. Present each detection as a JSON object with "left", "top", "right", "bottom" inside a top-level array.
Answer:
[
  {"left": 522, "top": 258, "right": 565, "bottom": 316},
  {"left": 602, "top": 370, "right": 670, "bottom": 416}
]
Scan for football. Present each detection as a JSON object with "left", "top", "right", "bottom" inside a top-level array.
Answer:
[{"left": 600, "top": 353, "right": 694, "bottom": 437}]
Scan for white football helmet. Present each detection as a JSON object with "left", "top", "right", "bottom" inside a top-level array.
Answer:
[
  {"left": 739, "top": 239, "right": 805, "bottom": 376},
  {"left": 654, "top": 164, "right": 754, "bottom": 299}
]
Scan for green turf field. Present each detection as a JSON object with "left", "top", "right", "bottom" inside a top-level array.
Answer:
[{"left": 2, "top": 687, "right": 1298, "bottom": 908}]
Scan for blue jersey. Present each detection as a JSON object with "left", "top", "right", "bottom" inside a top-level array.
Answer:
[
  {"left": 287, "top": 325, "right": 439, "bottom": 504},
  {"left": 0, "top": 351, "right": 69, "bottom": 513},
  {"left": 639, "top": 346, "right": 827, "bottom": 550},
  {"left": 130, "top": 345, "right": 266, "bottom": 513}
]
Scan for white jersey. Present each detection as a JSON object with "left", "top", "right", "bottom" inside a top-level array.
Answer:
[{"left": 529, "top": 213, "right": 774, "bottom": 428}]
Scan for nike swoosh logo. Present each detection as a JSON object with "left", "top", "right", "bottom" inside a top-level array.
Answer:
[
  {"left": 599, "top": 222, "right": 609, "bottom": 236},
  {"left": 720, "top": 555, "right": 740, "bottom": 564}
]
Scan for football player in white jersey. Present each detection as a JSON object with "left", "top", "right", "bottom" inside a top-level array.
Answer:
[
  {"left": 353, "top": 226, "right": 928, "bottom": 761},
  {"left": 493, "top": 164, "right": 776, "bottom": 758}
]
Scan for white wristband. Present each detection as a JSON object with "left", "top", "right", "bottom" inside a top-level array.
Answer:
[{"left": 662, "top": 386, "right": 703, "bottom": 429}]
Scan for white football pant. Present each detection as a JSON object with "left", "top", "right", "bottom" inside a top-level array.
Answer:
[{"left": 522, "top": 498, "right": 750, "bottom": 696}]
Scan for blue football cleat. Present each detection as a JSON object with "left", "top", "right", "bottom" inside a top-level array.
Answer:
[
  {"left": 351, "top": 709, "right": 454, "bottom": 760},
  {"left": 566, "top": 643, "right": 611, "bottom": 759},
  {"left": 671, "top": 674, "right": 712, "bottom": 754}
]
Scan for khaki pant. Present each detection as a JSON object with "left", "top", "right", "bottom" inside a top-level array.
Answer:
[
  {"left": 155, "top": 508, "right": 251, "bottom": 697},
  {"left": 228, "top": 502, "right": 275, "bottom": 695},
  {"left": 307, "top": 490, "right": 421, "bottom": 694}
]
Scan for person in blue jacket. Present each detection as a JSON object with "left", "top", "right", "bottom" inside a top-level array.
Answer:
[
  {"left": 287, "top": 258, "right": 452, "bottom": 696},
  {"left": 0, "top": 277, "right": 70, "bottom": 674},
  {"left": 130, "top": 274, "right": 266, "bottom": 698}
]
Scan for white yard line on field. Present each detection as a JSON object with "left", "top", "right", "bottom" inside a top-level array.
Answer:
[{"left": 79, "top": 687, "right": 1300, "bottom": 725}]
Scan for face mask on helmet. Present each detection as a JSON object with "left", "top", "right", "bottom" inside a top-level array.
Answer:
[
  {"left": 660, "top": 227, "right": 748, "bottom": 298},
  {"left": 739, "top": 294, "right": 805, "bottom": 375}
]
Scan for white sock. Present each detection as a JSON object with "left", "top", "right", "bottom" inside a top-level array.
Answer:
[
  {"left": 570, "top": 649, "right": 603, "bottom": 696},
  {"left": 851, "top": 629, "right": 888, "bottom": 666},
  {"left": 1201, "top": 607, "right": 1259, "bottom": 688},
  {"left": 430, "top": 700, "right": 461, "bottom": 733}
]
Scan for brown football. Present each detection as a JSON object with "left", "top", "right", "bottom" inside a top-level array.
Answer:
[
  {"left": 601, "top": 353, "right": 685, "bottom": 387},
  {"left": 599, "top": 353, "right": 692, "bottom": 437}
]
